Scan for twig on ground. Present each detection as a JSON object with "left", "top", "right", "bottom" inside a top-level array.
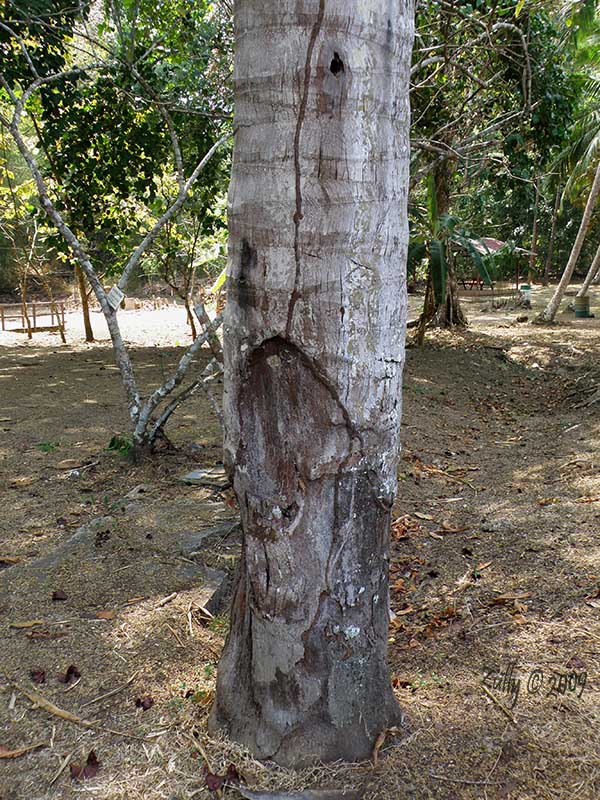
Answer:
[
  {"left": 166, "top": 622, "right": 185, "bottom": 647},
  {"left": 63, "top": 677, "right": 82, "bottom": 694},
  {"left": 14, "top": 683, "right": 149, "bottom": 741},
  {"left": 80, "top": 671, "right": 138, "bottom": 708},
  {"left": 158, "top": 592, "right": 177, "bottom": 607},
  {"left": 49, "top": 751, "right": 74, "bottom": 786},
  {"left": 430, "top": 772, "right": 506, "bottom": 786},
  {"left": 481, "top": 685, "right": 517, "bottom": 724}
]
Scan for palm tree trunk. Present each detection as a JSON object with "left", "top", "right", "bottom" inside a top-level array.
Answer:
[
  {"left": 535, "top": 160, "right": 600, "bottom": 323},
  {"left": 576, "top": 240, "right": 600, "bottom": 297},
  {"left": 211, "top": 0, "right": 414, "bottom": 766}
]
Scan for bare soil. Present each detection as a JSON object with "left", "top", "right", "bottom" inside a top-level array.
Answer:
[{"left": 0, "top": 288, "right": 599, "bottom": 800}]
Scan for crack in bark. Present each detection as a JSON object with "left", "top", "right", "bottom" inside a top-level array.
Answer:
[{"left": 286, "top": 0, "right": 326, "bottom": 337}]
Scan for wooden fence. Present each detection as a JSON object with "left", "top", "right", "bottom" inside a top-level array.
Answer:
[{"left": 0, "top": 301, "right": 66, "bottom": 338}]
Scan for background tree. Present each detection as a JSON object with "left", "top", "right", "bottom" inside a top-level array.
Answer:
[
  {"left": 0, "top": 0, "right": 232, "bottom": 456},
  {"left": 410, "top": 0, "right": 580, "bottom": 332}
]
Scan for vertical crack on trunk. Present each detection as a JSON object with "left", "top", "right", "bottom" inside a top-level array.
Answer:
[{"left": 287, "top": 0, "right": 326, "bottom": 337}]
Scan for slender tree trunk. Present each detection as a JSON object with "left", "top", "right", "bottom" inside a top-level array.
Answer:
[
  {"left": 528, "top": 177, "right": 540, "bottom": 283},
  {"left": 535, "top": 160, "right": 600, "bottom": 323},
  {"left": 20, "top": 272, "right": 32, "bottom": 339},
  {"left": 576, "top": 240, "right": 600, "bottom": 297},
  {"left": 211, "top": 0, "right": 414, "bottom": 766},
  {"left": 76, "top": 265, "right": 94, "bottom": 342},
  {"left": 185, "top": 300, "right": 198, "bottom": 340},
  {"left": 543, "top": 186, "right": 560, "bottom": 286}
]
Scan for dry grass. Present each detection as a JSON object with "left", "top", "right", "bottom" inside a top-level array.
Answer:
[{"left": 1, "top": 296, "right": 600, "bottom": 799}]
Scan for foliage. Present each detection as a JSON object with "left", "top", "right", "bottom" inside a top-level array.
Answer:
[{"left": 1, "top": 0, "right": 233, "bottom": 283}]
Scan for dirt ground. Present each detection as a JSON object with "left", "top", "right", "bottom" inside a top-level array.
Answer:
[{"left": 0, "top": 287, "right": 599, "bottom": 800}]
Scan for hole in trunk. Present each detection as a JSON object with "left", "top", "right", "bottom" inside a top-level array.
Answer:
[{"left": 330, "top": 52, "right": 344, "bottom": 75}]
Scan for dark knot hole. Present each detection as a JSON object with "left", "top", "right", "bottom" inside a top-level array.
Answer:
[{"left": 330, "top": 52, "right": 344, "bottom": 75}]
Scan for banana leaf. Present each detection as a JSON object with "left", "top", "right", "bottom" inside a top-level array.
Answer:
[
  {"left": 210, "top": 266, "right": 227, "bottom": 294},
  {"left": 429, "top": 239, "right": 446, "bottom": 304},
  {"left": 452, "top": 234, "right": 495, "bottom": 286},
  {"left": 408, "top": 240, "right": 427, "bottom": 275}
]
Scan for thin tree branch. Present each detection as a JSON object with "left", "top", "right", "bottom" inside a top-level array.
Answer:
[{"left": 117, "top": 129, "right": 232, "bottom": 292}]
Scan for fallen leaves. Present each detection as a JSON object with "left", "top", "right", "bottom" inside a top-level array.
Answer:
[
  {"left": 205, "top": 763, "right": 241, "bottom": 793},
  {"left": 70, "top": 750, "right": 100, "bottom": 780},
  {"left": 52, "top": 590, "right": 68, "bottom": 602},
  {"left": 9, "top": 620, "right": 43, "bottom": 629},
  {"left": 391, "top": 516, "right": 413, "bottom": 540},
  {"left": 135, "top": 696, "right": 154, "bottom": 711},
  {"left": 0, "top": 742, "right": 47, "bottom": 759},
  {"left": 30, "top": 668, "right": 46, "bottom": 685},
  {"left": 57, "top": 665, "right": 81, "bottom": 685},
  {"left": 0, "top": 556, "right": 22, "bottom": 567},
  {"left": 95, "top": 610, "right": 116, "bottom": 620}
]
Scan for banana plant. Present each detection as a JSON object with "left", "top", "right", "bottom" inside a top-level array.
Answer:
[{"left": 409, "top": 175, "right": 495, "bottom": 304}]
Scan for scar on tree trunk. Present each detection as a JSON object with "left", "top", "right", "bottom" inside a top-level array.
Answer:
[{"left": 210, "top": 338, "right": 403, "bottom": 765}]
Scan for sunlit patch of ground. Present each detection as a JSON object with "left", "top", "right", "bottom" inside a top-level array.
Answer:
[{"left": 1, "top": 293, "right": 599, "bottom": 799}]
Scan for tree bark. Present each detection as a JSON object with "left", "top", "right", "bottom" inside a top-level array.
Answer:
[
  {"left": 576, "top": 240, "right": 600, "bottom": 297},
  {"left": 421, "top": 159, "right": 467, "bottom": 330},
  {"left": 543, "top": 186, "right": 560, "bottom": 286},
  {"left": 535, "top": 160, "right": 600, "bottom": 323},
  {"left": 76, "top": 265, "right": 94, "bottom": 342},
  {"left": 528, "top": 177, "right": 540, "bottom": 284},
  {"left": 211, "top": 0, "right": 414, "bottom": 766}
]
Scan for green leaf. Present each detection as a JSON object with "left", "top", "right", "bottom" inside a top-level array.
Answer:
[
  {"left": 210, "top": 266, "right": 227, "bottom": 294},
  {"left": 408, "top": 241, "right": 427, "bottom": 275},
  {"left": 429, "top": 239, "right": 447, "bottom": 304},
  {"left": 427, "top": 174, "right": 439, "bottom": 229},
  {"left": 515, "top": 0, "right": 525, "bottom": 18},
  {"left": 453, "top": 235, "right": 495, "bottom": 286}
]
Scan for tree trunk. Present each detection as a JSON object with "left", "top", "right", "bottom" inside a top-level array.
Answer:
[
  {"left": 535, "top": 160, "right": 600, "bottom": 323},
  {"left": 528, "top": 177, "right": 540, "bottom": 283},
  {"left": 421, "top": 159, "right": 467, "bottom": 330},
  {"left": 211, "top": 0, "right": 414, "bottom": 766},
  {"left": 76, "top": 265, "right": 94, "bottom": 342},
  {"left": 443, "top": 247, "right": 467, "bottom": 326},
  {"left": 185, "top": 299, "right": 198, "bottom": 340},
  {"left": 543, "top": 186, "right": 560, "bottom": 286},
  {"left": 576, "top": 240, "right": 600, "bottom": 297}
]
